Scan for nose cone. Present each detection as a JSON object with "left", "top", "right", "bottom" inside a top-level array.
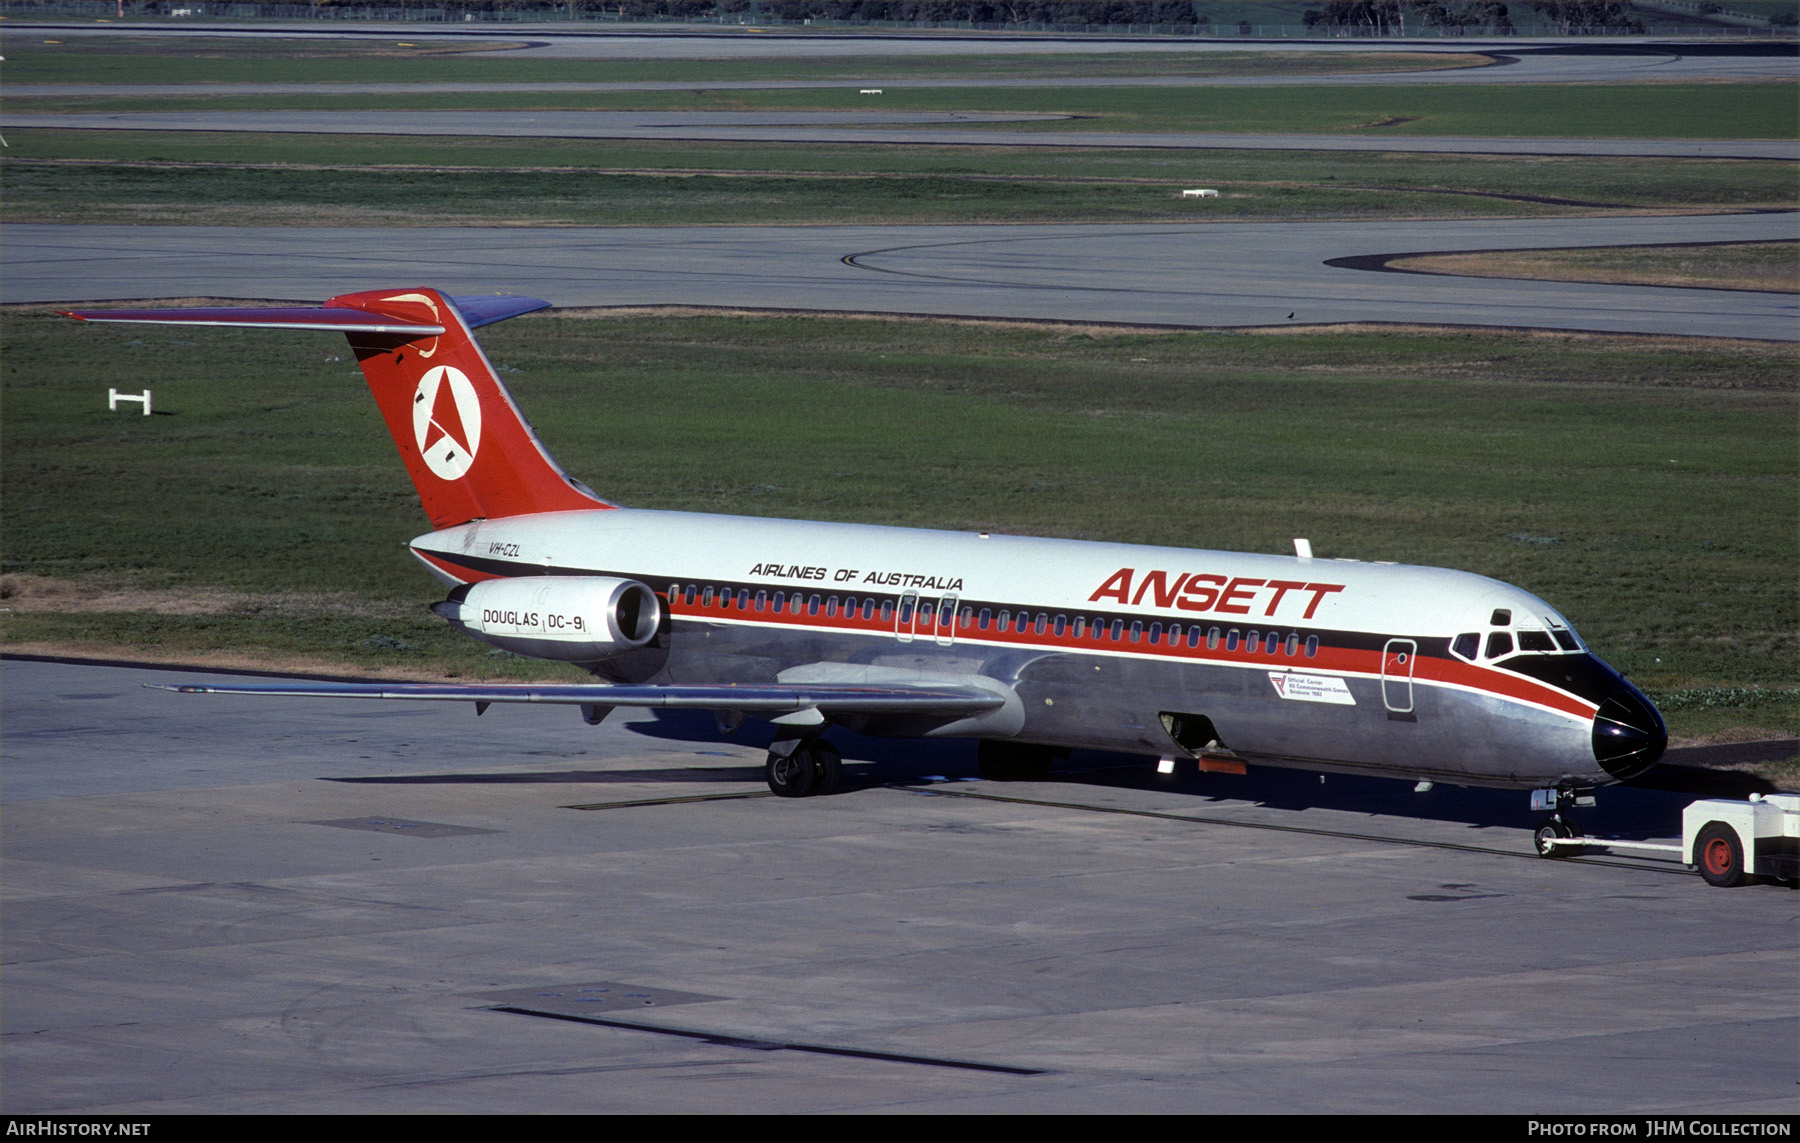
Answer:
[{"left": 1592, "top": 689, "right": 1667, "bottom": 780}]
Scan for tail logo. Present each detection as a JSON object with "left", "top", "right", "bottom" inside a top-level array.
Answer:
[{"left": 412, "top": 365, "right": 483, "bottom": 481}]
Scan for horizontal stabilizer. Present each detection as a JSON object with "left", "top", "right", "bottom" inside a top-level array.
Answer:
[
  {"left": 61, "top": 304, "right": 447, "bottom": 336},
  {"left": 60, "top": 294, "right": 550, "bottom": 335},
  {"left": 149, "top": 680, "right": 1006, "bottom": 717}
]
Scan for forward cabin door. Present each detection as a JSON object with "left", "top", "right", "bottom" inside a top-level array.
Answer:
[
  {"left": 934, "top": 593, "right": 959, "bottom": 647},
  {"left": 1382, "top": 638, "right": 1417, "bottom": 716}
]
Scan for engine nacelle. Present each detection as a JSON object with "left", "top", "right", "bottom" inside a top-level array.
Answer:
[{"left": 433, "top": 576, "right": 661, "bottom": 662}]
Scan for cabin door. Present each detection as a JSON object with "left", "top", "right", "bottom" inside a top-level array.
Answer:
[
  {"left": 1382, "top": 639, "right": 1416, "bottom": 714},
  {"left": 934, "top": 594, "right": 959, "bottom": 647},
  {"left": 894, "top": 590, "right": 919, "bottom": 643}
]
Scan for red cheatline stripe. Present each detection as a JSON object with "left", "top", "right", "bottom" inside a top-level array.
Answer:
[
  {"left": 662, "top": 588, "right": 1594, "bottom": 721},
  {"left": 413, "top": 552, "right": 1592, "bottom": 723}
]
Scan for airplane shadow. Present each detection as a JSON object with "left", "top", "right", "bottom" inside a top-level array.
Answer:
[{"left": 322, "top": 711, "right": 1786, "bottom": 841}]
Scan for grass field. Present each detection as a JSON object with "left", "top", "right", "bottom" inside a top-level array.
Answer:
[
  {"left": 4, "top": 311, "right": 1794, "bottom": 747},
  {"left": 5, "top": 132, "right": 1791, "bottom": 227},
  {"left": 11, "top": 81, "right": 1797, "bottom": 139}
]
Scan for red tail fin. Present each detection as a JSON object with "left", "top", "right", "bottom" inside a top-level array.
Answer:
[
  {"left": 65, "top": 288, "right": 611, "bottom": 529},
  {"left": 328, "top": 288, "right": 608, "bottom": 528}
]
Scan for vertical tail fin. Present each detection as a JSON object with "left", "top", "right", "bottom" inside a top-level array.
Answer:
[
  {"left": 64, "top": 288, "right": 610, "bottom": 529},
  {"left": 327, "top": 288, "right": 608, "bottom": 528}
]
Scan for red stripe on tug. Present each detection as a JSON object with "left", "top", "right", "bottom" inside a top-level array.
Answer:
[{"left": 328, "top": 289, "right": 609, "bottom": 529}]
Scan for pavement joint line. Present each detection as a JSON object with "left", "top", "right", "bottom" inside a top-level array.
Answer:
[
  {"left": 913, "top": 786, "right": 1700, "bottom": 876},
  {"left": 564, "top": 790, "right": 772, "bottom": 810},
  {"left": 489, "top": 1006, "right": 1051, "bottom": 1076}
]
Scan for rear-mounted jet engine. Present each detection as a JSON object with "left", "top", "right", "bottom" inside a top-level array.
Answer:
[{"left": 432, "top": 576, "right": 661, "bottom": 661}]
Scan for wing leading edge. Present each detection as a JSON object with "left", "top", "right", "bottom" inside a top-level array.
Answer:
[{"left": 148, "top": 680, "right": 1006, "bottom": 717}]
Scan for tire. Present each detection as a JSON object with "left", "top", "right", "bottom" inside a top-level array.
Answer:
[
  {"left": 1695, "top": 821, "right": 1748, "bottom": 888},
  {"left": 1534, "top": 819, "right": 1580, "bottom": 858},
  {"left": 811, "top": 740, "right": 843, "bottom": 797},
  {"left": 766, "top": 748, "right": 817, "bottom": 798}
]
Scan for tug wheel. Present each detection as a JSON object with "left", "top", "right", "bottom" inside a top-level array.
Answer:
[{"left": 1695, "top": 822, "right": 1747, "bottom": 888}]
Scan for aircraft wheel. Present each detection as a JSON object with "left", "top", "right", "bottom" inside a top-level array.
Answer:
[
  {"left": 811, "top": 740, "right": 843, "bottom": 797},
  {"left": 766, "top": 748, "right": 818, "bottom": 798},
  {"left": 1533, "top": 819, "right": 1581, "bottom": 858},
  {"left": 1695, "top": 822, "right": 1747, "bottom": 887}
]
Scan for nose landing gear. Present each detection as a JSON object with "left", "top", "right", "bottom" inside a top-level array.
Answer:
[{"left": 1530, "top": 786, "right": 1595, "bottom": 858}]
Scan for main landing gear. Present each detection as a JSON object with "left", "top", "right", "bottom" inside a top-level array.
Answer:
[
  {"left": 764, "top": 736, "right": 842, "bottom": 798},
  {"left": 1531, "top": 786, "right": 1595, "bottom": 858}
]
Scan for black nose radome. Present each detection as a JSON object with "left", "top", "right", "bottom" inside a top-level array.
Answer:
[{"left": 1592, "top": 690, "right": 1667, "bottom": 780}]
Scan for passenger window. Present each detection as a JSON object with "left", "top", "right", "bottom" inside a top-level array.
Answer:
[
  {"left": 826, "top": 596, "right": 838, "bottom": 617},
  {"left": 961, "top": 607, "right": 973, "bottom": 626},
  {"left": 771, "top": 591, "right": 785, "bottom": 612},
  {"left": 1453, "top": 632, "right": 1479, "bottom": 661},
  {"left": 737, "top": 589, "right": 749, "bottom": 610},
  {"left": 880, "top": 600, "right": 894, "bottom": 622},
  {"left": 702, "top": 586, "right": 715, "bottom": 607},
  {"left": 1486, "top": 631, "right": 1513, "bottom": 659},
  {"left": 1054, "top": 614, "right": 1067, "bottom": 637},
  {"left": 1226, "top": 629, "right": 1240, "bottom": 651},
  {"left": 1148, "top": 622, "right": 1163, "bottom": 644},
  {"left": 1208, "top": 627, "right": 1221, "bottom": 650},
  {"left": 1188, "top": 627, "right": 1201, "bottom": 648},
  {"left": 808, "top": 595, "right": 822, "bottom": 616},
  {"left": 1245, "top": 629, "right": 1259, "bottom": 652},
  {"left": 1110, "top": 619, "right": 1124, "bottom": 641},
  {"left": 1285, "top": 633, "right": 1299, "bottom": 656},
  {"left": 864, "top": 599, "right": 877, "bottom": 621},
  {"left": 996, "top": 610, "right": 1010, "bottom": 633},
  {"left": 755, "top": 591, "right": 767, "bottom": 612},
  {"left": 1265, "top": 632, "right": 1280, "bottom": 655},
  {"left": 1129, "top": 621, "right": 1143, "bottom": 643},
  {"left": 1304, "top": 634, "right": 1318, "bottom": 658},
  {"left": 978, "top": 608, "right": 991, "bottom": 630},
  {"left": 1034, "top": 613, "right": 1047, "bottom": 635},
  {"left": 1072, "top": 617, "right": 1086, "bottom": 638},
  {"left": 899, "top": 598, "right": 915, "bottom": 623}
]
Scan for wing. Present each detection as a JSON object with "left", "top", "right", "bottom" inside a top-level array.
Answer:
[{"left": 149, "top": 680, "right": 1006, "bottom": 722}]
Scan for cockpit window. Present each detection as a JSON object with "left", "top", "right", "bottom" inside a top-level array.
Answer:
[
  {"left": 1552, "top": 628, "right": 1581, "bottom": 652},
  {"left": 1517, "top": 630, "right": 1557, "bottom": 653},
  {"left": 1485, "top": 631, "right": 1513, "bottom": 659},
  {"left": 1489, "top": 609, "right": 1511, "bottom": 626},
  {"left": 1452, "top": 632, "right": 1480, "bottom": 661}
]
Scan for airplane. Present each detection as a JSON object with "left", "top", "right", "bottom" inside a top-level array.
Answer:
[{"left": 63, "top": 288, "right": 1668, "bottom": 845}]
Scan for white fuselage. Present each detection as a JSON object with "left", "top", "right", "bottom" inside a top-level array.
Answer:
[{"left": 409, "top": 508, "right": 1665, "bottom": 790}]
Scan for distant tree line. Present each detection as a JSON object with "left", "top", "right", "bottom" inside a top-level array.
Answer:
[
  {"left": 129, "top": 0, "right": 1697, "bottom": 29},
  {"left": 1300, "top": 0, "right": 1648, "bottom": 29},
  {"left": 299, "top": 0, "right": 1224, "bottom": 20}
]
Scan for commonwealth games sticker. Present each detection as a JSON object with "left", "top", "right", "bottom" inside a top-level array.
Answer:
[{"left": 1268, "top": 671, "right": 1356, "bottom": 705}]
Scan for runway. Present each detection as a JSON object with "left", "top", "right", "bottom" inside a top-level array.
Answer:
[
  {"left": 3, "top": 656, "right": 1794, "bottom": 1113},
  {"left": 8, "top": 214, "right": 1795, "bottom": 340}
]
